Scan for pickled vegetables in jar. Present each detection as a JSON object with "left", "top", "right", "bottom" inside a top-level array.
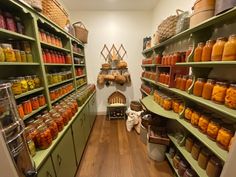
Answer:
[
  {"left": 193, "top": 78, "right": 206, "bottom": 97},
  {"left": 18, "top": 77, "right": 28, "bottom": 93},
  {"left": 222, "top": 34, "right": 236, "bottom": 61},
  {"left": 207, "top": 119, "right": 222, "bottom": 140},
  {"left": 225, "top": 84, "right": 236, "bottom": 109},
  {"left": 45, "top": 118, "right": 58, "bottom": 140},
  {"left": 194, "top": 42, "right": 205, "bottom": 62},
  {"left": 36, "top": 123, "right": 52, "bottom": 149},
  {"left": 212, "top": 82, "right": 228, "bottom": 104},
  {"left": 52, "top": 113, "right": 64, "bottom": 132},
  {"left": 212, "top": 37, "right": 227, "bottom": 61},
  {"left": 10, "top": 78, "right": 22, "bottom": 95},
  {"left": 185, "top": 107, "right": 193, "bottom": 121},
  {"left": 202, "top": 79, "right": 215, "bottom": 100},
  {"left": 202, "top": 40, "right": 215, "bottom": 61},
  {"left": 191, "top": 111, "right": 201, "bottom": 127},
  {"left": 25, "top": 76, "right": 35, "bottom": 90},
  {"left": 30, "top": 97, "right": 39, "bottom": 110},
  {"left": 32, "top": 75, "right": 41, "bottom": 88},
  {"left": 198, "top": 114, "right": 211, "bottom": 133},
  {"left": 216, "top": 124, "right": 234, "bottom": 150}
]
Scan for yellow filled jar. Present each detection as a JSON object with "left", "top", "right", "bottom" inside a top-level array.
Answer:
[
  {"left": 191, "top": 111, "right": 201, "bottom": 127},
  {"left": 14, "top": 49, "right": 21, "bottom": 62},
  {"left": 18, "top": 77, "right": 28, "bottom": 93},
  {"left": 212, "top": 82, "right": 228, "bottom": 104},
  {"left": 163, "top": 97, "right": 172, "bottom": 110},
  {"left": 10, "top": 78, "right": 22, "bottom": 95},
  {"left": 222, "top": 34, "right": 236, "bottom": 61},
  {"left": 25, "top": 76, "right": 35, "bottom": 90},
  {"left": 20, "top": 51, "right": 27, "bottom": 62},
  {"left": 2, "top": 43, "right": 16, "bottom": 62},
  {"left": 198, "top": 114, "right": 211, "bottom": 133},
  {"left": 179, "top": 103, "right": 184, "bottom": 114},
  {"left": 172, "top": 100, "right": 180, "bottom": 113},
  {"left": 225, "top": 84, "right": 236, "bottom": 109},
  {"left": 32, "top": 75, "right": 41, "bottom": 88},
  {"left": 211, "top": 37, "right": 227, "bottom": 61},
  {"left": 184, "top": 107, "right": 193, "bottom": 121},
  {"left": 0, "top": 46, "right": 5, "bottom": 62}
]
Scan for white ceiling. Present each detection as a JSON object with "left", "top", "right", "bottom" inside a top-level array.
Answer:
[{"left": 60, "top": 0, "right": 159, "bottom": 11}]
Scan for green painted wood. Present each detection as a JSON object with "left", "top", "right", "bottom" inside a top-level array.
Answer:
[
  {"left": 88, "top": 94, "right": 97, "bottom": 128},
  {"left": 74, "top": 64, "right": 86, "bottom": 67},
  {"left": 77, "top": 82, "right": 87, "bottom": 89},
  {"left": 0, "top": 62, "right": 40, "bottom": 66},
  {"left": 165, "top": 153, "right": 180, "bottom": 177},
  {"left": 23, "top": 105, "right": 47, "bottom": 120},
  {"left": 168, "top": 134, "right": 208, "bottom": 177},
  {"left": 72, "top": 112, "right": 86, "bottom": 165},
  {"left": 40, "top": 41, "right": 71, "bottom": 52},
  {"left": 83, "top": 104, "right": 91, "bottom": 142},
  {"left": 176, "top": 61, "right": 236, "bottom": 67},
  {"left": 44, "top": 63, "right": 72, "bottom": 66},
  {"left": 51, "top": 129, "right": 77, "bottom": 177},
  {"left": 140, "top": 89, "right": 149, "bottom": 96},
  {"left": 51, "top": 89, "right": 75, "bottom": 104},
  {"left": 48, "top": 78, "right": 74, "bottom": 88},
  {"left": 76, "top": 74, "right": 86, "bottom": 79},
  {"left": 141, "top": 64, "right": 157, "bottom": 67},
  {"left": 15, "top": 87, "right": 44, "bottom": 99},
  {"left": 37, "top": 156, "right": 56, "bottom": 177},
  {"left": 73, "top": 52, "right": 85, "bottom": 58},
  {"left": 0, "top": 28, "right": 35, "bottom": 41},
  {"left": 140, "top": 95, "right": 178, "bottom": 120},
  {"left": 177, "top": 118, "right": 228, "bottom": 162}
]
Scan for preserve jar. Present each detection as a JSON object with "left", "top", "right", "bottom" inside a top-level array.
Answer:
[
  {"left": 38, "top": 94, "right": 46, "bottom": 107},
  {"left": 193, "top": 78, "right": 206, "bottom": 97},
  {"left": 202, "top": 79, "right": 215, "bottom": 100},
  {"left": 22, "top": 100, "right": 33, "bottom": 115},
  {"left": 178, "top": 160, "right": 188, "bottom": 176},
  {"left": 179, "top": 103, "right": 185, "bottom": 114},
  {"left": 51, "top": 113, "right": 64, "bottom": 132},
  {"left": 202, "top": 40, "right": 215, "bottom": 61},
  {"left": 32, "top": 75, "right": 40, "bottom": 88},
  {"left": 10, "top": 78, "right": 22, "bottom": 95},
  {"left": 27, "top": 139, "right": 36, "bottom": 157},
  {"left": 14, "top": 49, "right": 21, "bottom": 62},
  {"left": 185, "top": 76, "right": 193, "bottom": 91},
  {"left": 207, "top": 119, "right": 222, "bottom": 140},
  {"left": 169, "top": 147, "right": 176, "bottom": 158},
  {"left": 191, "top": 142, "right": 202, "bottom": 160},
  {"left": 15, "top": 16, "right": 24, "bottom": 34},
  {"left": 175, "top": 75, "right": 182, "bottom": 89},
  {"left": 216, "top": 124, "right": 234, "bottom": 150},
  {"left": 20, "top": 51, "right": 27, "bottom": 62},
  {"left": 206, "top": 156, "right": 222, "bottom": 177},
  {"left": 222, "top": 34, "right": 236, "bottom": 61},
  {"left": 58, "top": 108, "right": 69, "bottom": 125},
  {"left": 63, "top": 104, "right": 73, "bottom": 120},
  {"left": 0, "top": 10, "right": 6, "bottom": 29},
  {"left": 24, "top": 125, "right": 38, "bottom": 144},
  {"left": 45, "top": 118, "right": 58, "bottom": 140},
  {"left": 17, "top": 104, "right": 25, "bottom": 119},
  {"left": 198, "top": 114, "right": 211, "bottom": 133},
  {"left": 36, "top": 123, "right": 52, "bottom": 149},
  {"left": 26, "top": 52, "right": 33, "bottom": 63},
  {"left": 211, "top": 37, "right": 227, "bottom": 61},
  {"left": 191, "top": 111, "right": 201, "bottom": 127},
  {"left": 19, "top": 77, "right": 28, "bottom": 93},
  {"left": 40, "top": 29, "right": 47, "bottom": 42},
  {"left": 30, "top": 97, "right": 39, "bottom": 110},
  {"left": 185, "top": 136, "right": 194, "bottom": 153},
  {"left": 183, "top": 169, "right": 197, "bottom": 177},
  {"left": 25, "top": 76, "right": 35, "bottom": 90},
  {"left": 4, "top": 12, "right": 17, "bottom": 32},
  {"left": 2, "top": 43, "right": 16, "bottom": 62},
  {"left": 163, "top": 97, "right": 172, "bottom": 110},
  {"left": 194, "top": 42, "right": 205, "bottom": 62},
  {"left": 46, "top": 32, "right": 52, "bottom": 44},
  {"left": 172, "top": 100, "right": 180, "bottom": 113},
  {"left": 33, "top": 119, "right": 44, "bottom": 129},
  {"left": 184, "top": 107, "right": 193, "bottom": 121},
  {"left": 212, "top": 82, "right": 228, "bottom": 104},
  {"left": 67, "top": 101, "right": 77, "bottom": 115},
  {"left": 225, "top": 84, "right": 236, "bottom": 109},
  {"left": 173, "top": 154, "right": 181, "bottom": 169},
  {"left": 180, "top": 75, "right": 188, "bottom": 91},
  {"left": 0, "top": 46, "right": 5, "bottom": 62},
  {"left": 198, "top": 148, "right": 211, "bottom": 169}
]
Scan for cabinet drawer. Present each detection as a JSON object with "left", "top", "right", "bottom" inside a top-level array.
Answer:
[
  {"left": 51, "top": 129, "right": 77, "bottom": 177},
  {"left": 37, "top": 157, "right": 56, "bottom": 177}
]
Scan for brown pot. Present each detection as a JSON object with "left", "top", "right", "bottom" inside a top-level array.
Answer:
[
  {"left": 190, "top": 9, "right": 214, "bottom": 28},
  {"left": 193, "top": 0, "right": 215, "bottom": 13}
]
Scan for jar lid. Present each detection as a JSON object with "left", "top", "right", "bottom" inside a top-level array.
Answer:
[
  {"left": 221, "top": 124, "right": 234, "bottom": 134},
  {"left": 197, "top": 78, "right": 206, "bottom": 82},
  {"left": 207, "top": 79, "right": 215, "bottom": 83},
  {"left": 206, "top": 39, "right": 216, "bottom": 44},
  {"left": 216, "top": 81, "right": 228, "bottom": 86},
  {"left": 209, "top": 156, "right": 222, "bottom": 166},
  {"left": 217, "top": 37, "right": 227, "bottom": 41},
  {"left": 229, "top": 34, "right": 236, "bottom": 38},
  {"left": 37, "top": 123, "right": 47, "bottom": 131},
  {"left": 186, "top": 136, "right": 194, "bottom": 142},
  {"left": 193, "top": 141, "right": 202, "bottom": 148},
  {"left": 200, "top": 148, "right": 211, "bottom": 157},
  {"left": 179, "top": 160, "right": 188, "bottom": 168},
  {"left": 184, "top": 168, "right": 197, "bottom": 177},
  {"left": 230, "top": 83, "right": 236, "bottom": 88},
  {"left": 20, "top": 51, "right": 26, "bottom": 54},
  {"left": 198, "top": 42, "right": 205, "bottom": 46}
]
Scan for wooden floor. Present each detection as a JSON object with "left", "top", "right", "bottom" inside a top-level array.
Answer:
[{"left": 76, "top": 115, "right": 174, "bottom": 177}]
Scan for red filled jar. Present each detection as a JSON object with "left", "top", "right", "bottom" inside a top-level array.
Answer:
[
  {"left": 38, "top": 94, "right": 46, "bottom": 107},
  {"left": 36, "top": 123, "right": 52, "bottom": 149},
  {"left": 42, "top": 50, "right": 46, "bottom": 63},
  {"left": 45, "top": 118, "right": 58, "bottom": 140},
  {"left": 50, "top": 50, "right": 56, "bottom": 63},
  {"left": 30, "top": 96, "right": 40, "bottom": 110},
  {"left": 62, "top": 105, "right": 73, "bottom": 120},
  {"left": 65, "top": 54, "right": 72, "bottom": 64},
  {"left": 40, "top": 29, "right": 47, "bottom": 42},
  {"left": 0, "top": 10, "right": 6, "bottom": 29},
  {"left": 165, "top": 73, "right": 170, "bottom": 85},
  {"left": 180, "top": 75, "right": 188, "bottom": 91},
  {"left": 45, "top": 49, "right": 52, "bottom": 63},
  {"left": 155, "top": 54, "right": 162, "bottom": 64},
  {"left": 175, "top": 75, "right": 182, "bottom": 89},
  {"left": 58, "top": 108, "right": 69, "bottom": 125},
  {"left": 4, "top": 12, "right": 17, "bottom": 32},
  {"left": 52, "top": 113, "right": 64, "bottom": 132},
  {"left": 172, "top": 52, "right": 181, "bottom": 65}
]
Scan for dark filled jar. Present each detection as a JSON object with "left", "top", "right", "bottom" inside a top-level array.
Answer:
[
  {"left": 206, "top": 156, "right": 222, "bottom": 177},
  {"left": 183, "top": 169, "right": 197, "bottom": 177},
  {"left": 191, "top": 142, "right": 202, "bottom": 160},
  {"left": 178, "top": 161, "right": 188, "bottom": 177},
  {"left": 4, "top": 12, "right": 17, "bottom": 32},
  {"left": 0, "top": 10, "right": 6, "bottom": 29},
  {"left": 198, "top": 148, "right": 211, "bottom": 169}
]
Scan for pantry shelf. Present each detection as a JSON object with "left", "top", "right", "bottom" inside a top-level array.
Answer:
[
  {"left": 73, "top": 52, "right": 84, "bottom": 57},
  {"left": 23, "top": 105, "right": 47, "bottom": 120},
  {"left": 177, "top": 118, "right": 228, "bottom": 162},
  {"left": 141, "top": 95, "right": 178, "bottom": 120},
  {"left": 168, "top": 134, "right": 208, "bottom": 177},
  {"left": 140, "top": 89, "right": 149, "bottom": 96},
  {"left": 176, "top": 61, "right": 236, "bottom": 67},
  {"left": 51, "top": 89, "right": 75, "bottom": 104},
  {"left": 76, "top": 82, "right": 87, "bottom": 89},
  {"left": 44, "top": 63, "right": 72, "bottom": 66},
  {"left": 0, "top": 28, "right": 35, "bottom": 41},
  {"left": 0, "top": 62, "right": 40, "bottom": 66},
  {"left": 15, "top": 87, "right": 44, "bottom": 99},
  {"left": 48, "top": 78, "right": 74, "bottom": 88},
  {"left": 40, "top": 41, "right": 71, "bottom": 53},
  {"left": 141, "top": 77, "right": 157, "bottom": 85},
  {"left": 165, "top": 153, "right": 180, "bottom": 177},
  {"left": 141, "top": 64, "right": 157, "bottom": 67},
  {"left": 74, "top": 64, "right": 85, "bottom": 67},
  {"left": 76, "top": 75, "right": 86, "bottom": 79}
]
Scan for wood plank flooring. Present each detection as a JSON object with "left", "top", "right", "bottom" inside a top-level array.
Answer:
[{"left": 76, "top": 115, "right": 174, "bottom": 177}]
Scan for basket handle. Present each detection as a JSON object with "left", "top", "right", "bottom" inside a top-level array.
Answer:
[
  {"left": 176, "top": 9, "right": 184, "bottom": 15},
  {"left": 73, "top": 21, "right": 87, "bottom": 30}
]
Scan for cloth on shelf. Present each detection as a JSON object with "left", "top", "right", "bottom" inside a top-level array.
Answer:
[{"left": 126, "top": 108, "right": 143, "bottom": 132}]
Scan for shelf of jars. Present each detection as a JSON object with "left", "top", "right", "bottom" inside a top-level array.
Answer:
[
  {"left": 23, "top": 105, "right": 47, "bottom": 121},
  {"left": 165, "top": 153, "right": 180, "bottom": 177},
  {"left": 141, "top": 77, "right": 157, "bottom": 85},
  {"left": 51, "top": 89, "right": 75, "bottom": 105},
  {"left": 15, "top": 87, "right": 44, "bottom": 99},
  {"left": 76, "top": 74, "right": 86, "bottom": 79},
  {"left": 48, "top": 78, "right": 74, "bottom": 88},
  {"left": 73, "top": 52, "right": 84, "bottom": 58},
  {"left": 0, "top": 62, "right": 40, "bottom": 65},
  {"left": 176, "top": 61, "right": 236, "bottom": 67},
  {"left": 44, "top": 63, "right": 72, "bottom": 66},
  {"left": 0, "top": 28, "right": 35, "bottom": 41},
  {"left": 77, "top": 82, "right": 87, "bottom": 89},
  {"left": 141, "top": 64, "right": 157, "bottom": 67},
  {"left": 40, "top": 41, "right": 71, "bottom": 53}
]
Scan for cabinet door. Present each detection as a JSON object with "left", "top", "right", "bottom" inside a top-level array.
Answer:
[
  {"left": 83, "top": 104, "right": 90, "bottom": 142},
  {"left": 89, "top": 94, "right": 96, "bottom": 128},
  {"left": 37, "top": 157, "right": 56, "bottom": 177},
  {"left": 51, "top": 129, "right": 77, "bottom": 177},
  {"left": 72, "top": 112, "right": 85, "bottom": 165}
]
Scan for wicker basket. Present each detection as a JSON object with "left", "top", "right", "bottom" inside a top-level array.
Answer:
[
  {"left": 108, "top": 91, "right": 126, "bottom": 105},
  {"left": 130, "top": 101, "right": 142, "bottom": 112},
  {"left": 42, "top": 0, "right": 69, "bottom": 28},
  {"left": 73, "top": 22, "right": 88, "bottom": 44}
]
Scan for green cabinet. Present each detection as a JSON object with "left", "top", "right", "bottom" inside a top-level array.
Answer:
[
  {"left": 72, "top": 112, "right": 86, "bottom": 165},
  {"left": 37, "top": 157, "right": 56, "bottom": 177},
  {"left": 88, "top": 94, "right": 97, "bottom": 128},
  {"left": 51, "top": 129, "right": 77, "bottom": 177},
  {"left": 83, "top": 104, "right": 91, "bottom": 142}
]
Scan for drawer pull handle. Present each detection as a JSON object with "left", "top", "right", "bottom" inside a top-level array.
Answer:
[
  {"left": 57, "top": 154, "right": 62, "bottom": 166},
  {"left": 46, "top": 171, "right": 52, "bottom": 177}
]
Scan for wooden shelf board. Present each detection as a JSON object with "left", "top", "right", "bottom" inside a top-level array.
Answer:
[
  {"left": 0, "top": 28, "right": 35, "bottom": 41},
  {"left": 51, "top": 89, "right": 75, "bottom": 104},
  {"left": 141, "top": 77, "right": 157, "bottom": 85},
  {"left": 165, "top": 153, "right": 180, "bottom": 177},
  {"left": 73, "top": 52, "right": 84, "bottom": 57},
  {"left": 140, "top": 89, "right": 149, "bottom": 96},
  {"left": 44, "top": 63, "right": 72, "bottom": 66},
  {"left": 74, "top": 64, "right": 85, "bottom": 67},
  {"left": 15, "top": 87, "right": 44, "bottom": 99},
  {"left": 176, "top": 61, "right": 236, "bottom": 67},
  {"left": 76, "top": 75, "right": 86, "bottom": 79},
  {"left": 76, "top": 82, "right": 87, "bottom": 89},
  {"left": 0, "top": 62, "right": 40, "bottom": 66},
  {"left": 141, "top": 64, "right": 157, "bottom": 67},
  {"left": 23, "top": 105, "right": 47, "bottom": 120},
  {"left": 48, "top": 78, "right": 74, "bottom": 88},
  {"left": 140, "top": 95, "right": 178, "bottom": 120},
  {"left": 40, "top": 41, "right": 71, "bottom": 52},
  {"left": 177, "top": 118, "right": 228, "bottom": 162},
  {"left": 168, "top": 135, "right": 208, "bottom": 177}
]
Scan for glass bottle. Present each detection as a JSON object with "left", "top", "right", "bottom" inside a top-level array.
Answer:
[
  {"left": 222, "top": 34, "right": 236, "bottom": 61},
  {"left": 202, "top": 79, "right": 215, "bottom": 100},
  {"left": 202, "top": 40, "right": 215, "bottom": 61},
  {"left": 211, "top": 37, "right": 227, "bottom": 61},
  {"left": 193, "top": 78, "right": 206, "bottom": 97},
  {"left": 194, "top": 42, "right": 205, "bottom": 62}
]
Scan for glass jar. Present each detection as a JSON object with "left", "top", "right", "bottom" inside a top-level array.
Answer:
[
  {"left": 20, "top": 51, "right": 27, "bottom": 62},
  {"left": 207, "top": 119, "right": 222, "bottom": 140},
  {"left": 32, "top": 75, "right": 40, "bottom": 88},
  {"left": 173, "top": 154, "right": 181, "bottom": 169},
  {"left": 211, "top": 37, "right": 227, "bottom": 61},
  {"left": 169, "top": 147, "right": 176, "bottom": 158},
  {"left": 191, "top": 142, "right": 202, "bottom": 160},
  {"left": 194, "top": 42, "right": 205, "bottom": 62},
  {"left": 212, "top": 82, "right": 228, "bottom": 104},
  {"left": 15, "top": 16, "right": 24, "bottom": 34},
  {"left": 10, "top": 78, "right": 22, "bottom": 95},
  {"left": 0, "top": 10, "right": 6, "bottom": 29},
  {"left": 179, "top": 103, "right": 184, "bottom": 114},
  {"left": 184, "top": 107, "right": 193, "bottom": 121},
  {"left": 24, "top": 125, "right": 38, "bottom": 144},
  {"left": 63, "top": 105, "right": 73, "bottom": 120},
  {"left": 19, "top": 77, "right": 28, "bottom": 93},
  {"left": 26, "top": 52, "right": 33, "bottom": 63},
  {"left": 58, "top": 108, "right": 69, "bottom": 125},
  {"left": 175, "top": 75, "right": 182, "bottom": 89},
  {"left": 30, "top": 97, "right": 39, "bottom": 110},
  {"left": 27, "top": 139, "right": 36, "bottom": 157},
  {"left": 25, "top": 76, "right": 35, "bottom": 90},
  {"left": 202, "top": 79, "right": 215, "bottom": 100},
  {"left": 193, "top": 78, "right": 206, "bottom": 97},
  {"left": 198, "top": 148, "right": 211, "bottom": 169},
  {"left": 185, "top": 76, "right": 193, "bottom": 91},
  {"left": 0, "top": 46, "right": 5, "bottom": 62},
  {"left": 24, "top": 126, "right": 36, "bottom": 156},
  {"left": 191, "top": 111, "right": 201, "bottom": 127},
  {"left": 51, "top": 113, "right": 64, "bottom": 132},
  {"left": 202, "top": 40, "right": 215, "bottom": 61},
  {"left": 49, "top": 90, "right": 55, "bottom": 101},
  {"left": 2, "top": 43, "right": 16, "bottom": 62},
  {"left": 206, "top": 156, "right": 222, "bottom": 177},
  {"left": 180, "top": 75, "right": 188, "bottom": 91},
  {"left": 45, "top": 49, "right": 51, "bottom": 63},
  {"left": 222, "top": 34, "right": 236, "bottom": 61},
  {"left": 40, "top": 29, "right": 47, "bottom": 42},
  {"left": 46, "top": 32, "right": 52, "bottom": 44},
  {"left": 198, "top": 114, "right": 211, "bottom": 133},
  {"left": 22, "top": 100, "right": 33, "bottom": 115},
  {"left": 183, "top": 169, "right": 197, "bottom": 177},
  {"left": 38, "top": 94, "right": 46, "bottom": 107},
  {"left": 163, "top": 97, "right": 172, "bottom": 110},
  {"left": 178, "top": 161, "right": 188, "bottom": 176},
  {"left": 45, "top": 118, "right": 58, "bottom": 140},
  {"left": 4, "top": 12, "right": 17, "bottom": 32},
  {"left": 185, "top": 136, "right": 194, "bottom": 153},
  {"left": 172, "top": 100, "right": 180, "bottom": 113},
  {"left": 216, "top": 124, "right": 234, "bottom": 150},
  {"left": 225, "top": 84, "right": 236, "bottom": 109},
  {"left": 14, "top": 49, "right": 21, "bottom": 62},
  {"left": 36, "top": 123, "right": 52, "bottom": 149},
  {"left": 17, "top": 104, "right": 25, "bottom": 119}
]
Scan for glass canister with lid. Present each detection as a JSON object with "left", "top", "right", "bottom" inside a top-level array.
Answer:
[
  {"left": 216, "top": 124, "right": 234, "bottom": 150},
  {"left": 202, "top": 79, "right": 215, "bottom": 100},
  {"left": 212, "top": 82, "right": 228, "bottom": 104},
  {"left": 24, "top": 125, "right": 36, "bottom": 157},
  {"left": 194, "top": 42, "right": 205, "bottom": 62},
  {"left": 58, "top": 108, "right": 69, "bottom": 125},
  {"left": 32, "top": 75, "right": 40, "bottom": 88},
  {"left": 222, "top": 34, "right": 236, "bottom": 61},
  {"left": 180, "top": 75, "right": 188, "bottom": 91},
  {"left": 45, "top": 118, "right": 58, "bottom": 140},
  {"left": 185, "top": 76, "right": 193, "bottom": 91},
  {"left": 198, "top": 148, "right": 211, "bottom": 169},
  {"left": 225, "top": 84, "right": 236, "bottom": 109},
  {"left": 202, "top": 40, "right": 215, "bottom": 61},
  {"left": 211, "top": 37, "right": 227, "bottom": 61},
  {"left": 163, "top": 97, "right": 172, "bottom": 110},
  {"left": 36, "top": 123, "right": 52, "bottom": 149},
  {"left": 51, "top": 112, "right": 64, "bottom": 132},
  {"left": 30, "top": 96, "right": 39, "bottom": 110},
  {"left": 18, "top": 77, "right": 28, "bottom": 93},
  {"left": 193, "top": 78, "right": 206, "bottom": 97},
  {"left": 206, "top": 156, "right": 222, "bottom": 177}
]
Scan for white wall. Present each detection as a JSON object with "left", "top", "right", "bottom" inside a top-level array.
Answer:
[{"left": 69, "top": 11, "right": 152, "bottom": 113}]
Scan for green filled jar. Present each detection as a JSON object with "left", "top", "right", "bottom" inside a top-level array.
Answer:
[
  {"left": 20, "top": 51, "right": 27, "bottom": 62},
  {"left": 52, "top": 74, "right": 59, "bottom": 84},
  {"left": 32, "top": 75, "right": 41, "bottom": 88},
  {"left": 18, "top": 77, "right": 28, "bottom": 93},
  {"left": 10, "top": 78, "right": 22, "bottom": 95},
  {"left": 26, "top": 52, "right": 33, "bottom": 62}
]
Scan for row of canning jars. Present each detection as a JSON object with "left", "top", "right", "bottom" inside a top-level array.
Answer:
[
  {"left": 24, "top": 93, "right": 78, "bottom": 156},
  {"left": 194, "top": 34, "right": 236, "bottom": 62},
  {"left": 49, "top": 83, "right": 74, "bottom": 101},
  {"left": 142, "top": 71, "right": 157, "bottom": 81},
  {"left": 39, "top": 28, "right": 63, "bottom": 48},
  {"left": 42, "top": 49, "right": 72, "bottom": 64},
  {"left": 47, "top": 71, "right": 72, "bottom": 85}
]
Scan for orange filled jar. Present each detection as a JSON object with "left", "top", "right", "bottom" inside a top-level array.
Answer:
[
  {"left": 36, "top": 123, "right": 52, "bottom": 150},
  {"left": 222, "top": 34, "right": 236, "bottom": 61},
  {"left": 216, "top": 124, "right": 234, "bottom": 150},
  {"left": 198, "top": 114, "right": 211, "bottom": 133},
  {"left": 184, "top": 107, "right": 193, "bottom": 121},
  {"left": 172, "top": 100, "right": 180, "bottom": 113},
  {"left": 211, "top": 37, "right": 227, "bottom": 61},
  {"left": 225, "top": 84, "right": 236, "bottom": 109},
  {"left": 180, "top": 75, "right": 188, "bottom": 91},
  {"left": 193, "top": 78, "right": 206, "bottom": 97},
  {"left": 175, "top": 75, "right": 182, "bottom": 89},
  {"left": 202, "top": 40, "right": 215, "bottom": 61},
  {"left": 163, "top": 97, "right": 172, "bottom": 110},
  {"left": 52, "top": 113, "right": 64, "bottom": 132},
  {"left": 212, "top": 82, "right": 228, "bottom": 104},
  {"left": 207, "top": 119, "right": 222, "bottom": 140},
  {"left": 191, "top": 111, "right": 201, "bottom": 127},
  {"left": 179, "top": 103, "right": 184, "bottom": 114},
  {"left": 194, "top": 42, "right": 205, "bottom": 62},
  {"left": 185, "top": 76, "right": 193, "bottom": 91},
  {"left": 202, "top": 79, "right": 215, "bottom": 100}
]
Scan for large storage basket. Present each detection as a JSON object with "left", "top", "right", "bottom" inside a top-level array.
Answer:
[
  {"left": 42, "top": 0, "right": 69, "bottom": 28},
  {"left": 73, "top": 22, "right": 89, "bottom": 44}
]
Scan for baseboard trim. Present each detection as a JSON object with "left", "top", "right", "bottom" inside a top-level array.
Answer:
[{"left": 97, "top": 111, "right": 106, "bottom": 116}]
